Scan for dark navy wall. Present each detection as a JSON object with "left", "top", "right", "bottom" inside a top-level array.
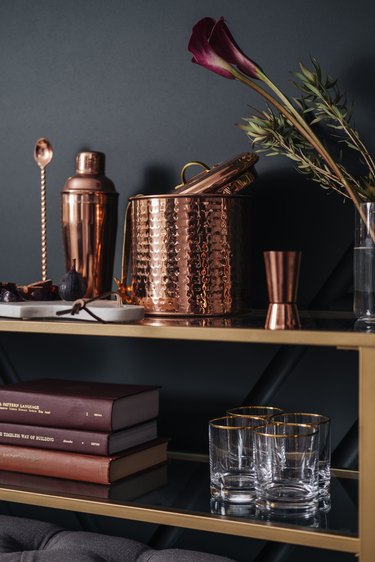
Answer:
[{"left": 0, "top": 1, "right": 372, "bottom": 560}]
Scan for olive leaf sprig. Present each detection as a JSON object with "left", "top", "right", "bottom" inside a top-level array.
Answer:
[
  {"left": 294, "top": 59, "right": 375, "bottom": 180},
  {"left": 242, "top": 108, "right": 370, "bottom": 200},
  {"left": 241, "top": 59, "right": 375, "bottom": 202}
]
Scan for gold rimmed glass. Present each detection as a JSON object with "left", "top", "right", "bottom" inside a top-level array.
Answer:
[
  {"left": 271, "top": 412, "right": 331, "bottom": 493},
  {"left": 226, "top": 405, "right": 283, "bottom": 420},
  {"left": 254, "top": 423, "right": 319, "bottom": 515},
  {"left": 209, "top": 415, "right": 266, "bottom": 503}
]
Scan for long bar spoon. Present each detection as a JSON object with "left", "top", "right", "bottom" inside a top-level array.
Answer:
[{"left": 34, "top": 138, "right": 53, "bottom": 281}]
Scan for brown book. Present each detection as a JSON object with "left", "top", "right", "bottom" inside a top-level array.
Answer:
[
  {"left": 0, "top": 419, "right": 157, "bottom": 455},
  {"left": 0, "top": 379, "right": 159, "bottom": 431},
  {"left": 0, "top": 463, "right": 168, "bottom": 500},
  {"left": 0, "top": 438, "right": 168, "bottom": 484}
]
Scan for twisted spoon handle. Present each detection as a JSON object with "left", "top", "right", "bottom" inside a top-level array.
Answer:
[{"left": 40, "top": 166, "right": 47, "bottom": 281}]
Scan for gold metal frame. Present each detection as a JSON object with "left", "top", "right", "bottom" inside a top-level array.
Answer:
[
  {"left": 0, "top": 315, "right": 373, "bottom": 348},
  {"left": 0, "top": 316, "right": 371, "bottom": 559},
  {"left": 0, "top": 484, "right": 359, "bottom": 553}
]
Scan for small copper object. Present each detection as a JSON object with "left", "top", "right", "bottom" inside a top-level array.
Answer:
[
  {"left": 118, "top": 153, "right": 258, "bottom": 316},
  {"left": 34, "top": 138, "right": 54, "bottom": 282},
  {"left": 264, "top": 251, "right": 301, "bottom": 330}
]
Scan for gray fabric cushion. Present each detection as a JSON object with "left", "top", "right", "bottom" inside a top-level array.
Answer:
[{"left": 0, "top": 515, "right": 235, "bottom": 562}]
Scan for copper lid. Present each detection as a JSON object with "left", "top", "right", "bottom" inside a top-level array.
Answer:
[
  {"left": 173, "top": 152, "right": 258, "bottom": 195},
  {"left": 76, "top": 151, "right": 105, "bottom": 174},
  {"left": 62, "top": 151, "right": 117, "bottom": 193}
]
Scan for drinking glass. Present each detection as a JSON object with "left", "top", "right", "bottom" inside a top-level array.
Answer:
[
  {"left": 226, "top": 406, "right": 283, "bottom": 420},
  {"left": 254, "top": 423, "right": 319, "bottom": 514},
  {"left": 271, "top": 412, "right": 331, "bottom": 493},
  {"left": 209, "top": 415, "right": 266, "bottom": 503}
]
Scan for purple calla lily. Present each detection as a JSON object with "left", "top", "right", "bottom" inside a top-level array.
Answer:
[
  {"left": 188, "top": 17, "right": 262, "bottom": 80},
  {"left": 188, "top": 18, "right": 234, "bottom": 79},
  {"left": 210, "top": 18, "right": 262, "bottom": 79}
]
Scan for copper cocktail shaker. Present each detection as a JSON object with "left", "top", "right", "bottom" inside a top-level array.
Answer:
[{"left": 61, "top": 152, "right": 118, "bottom": 298}]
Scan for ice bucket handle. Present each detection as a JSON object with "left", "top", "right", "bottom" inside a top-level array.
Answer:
[
  {"left": 114, "top": 200, "right": 134, "bottom": 303},
  {"left": 174, "top": 161, "right": 210, "bottom": 190}
]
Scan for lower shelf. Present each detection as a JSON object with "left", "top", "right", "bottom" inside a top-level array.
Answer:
[{"left": 0, "top": 456, "right": 359, "bottom": 554}]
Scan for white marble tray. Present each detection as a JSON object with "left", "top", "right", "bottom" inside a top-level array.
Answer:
[{"left": 0, "top": 301, "right": 144, "bottom": 322}]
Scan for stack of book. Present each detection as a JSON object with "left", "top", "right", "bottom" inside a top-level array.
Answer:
[{"left": 0, "top": 379, "right": 168, "bottom": 486}]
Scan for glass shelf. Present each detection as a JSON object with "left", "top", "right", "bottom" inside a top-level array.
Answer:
[
  {"left": 0, "top": 311, "right": 368, "bottom": 556},
  {"left": 0, "top": 456, "right": 359, "bottom": 554},
  {"left": 0, "top": 310, "right": 373, "bottom": 349}
]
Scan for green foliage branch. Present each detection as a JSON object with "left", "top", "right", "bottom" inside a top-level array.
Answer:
[{"left": 241, "top": 59, "right": 375, "bottom": 202}]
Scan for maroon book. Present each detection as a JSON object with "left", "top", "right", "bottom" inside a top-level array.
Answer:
[
  {"left": 0, "top": 379, "right": 159, "bottom": 431},
  {"left": 0, "top": 419, "right": 157, "bottom": 455},
  {"left": 0, "top": 438, "right": 168, "bottom": 484}
]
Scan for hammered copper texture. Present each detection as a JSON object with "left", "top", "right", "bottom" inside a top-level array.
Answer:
[{"left": 131, "top": 195, "right": 251, "bottom": 316}]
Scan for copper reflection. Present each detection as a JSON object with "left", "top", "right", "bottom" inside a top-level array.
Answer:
[
  {"left": 61, "top": 192, "right": 118, "bottom": 298},
  {"left": 264, "top": 251, "right": 302, "bottom": 330}
]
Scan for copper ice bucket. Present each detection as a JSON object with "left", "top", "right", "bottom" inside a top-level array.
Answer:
[
  {"left": 123, "top": 193, "right": 251, "bottom": 316},
  {"left": 119, "top": 154, "right": 256, "bottom": 316}
]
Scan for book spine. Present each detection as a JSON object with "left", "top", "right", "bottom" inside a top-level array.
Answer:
[
  {"left": 0, "top": 444, "right": 111, "bottom": 484},
  {"left": 0, "top": 390, "right": 112, "bottom": 431},
  {"left": 0, "top": 423, "right": 110, "bottom": 455}
]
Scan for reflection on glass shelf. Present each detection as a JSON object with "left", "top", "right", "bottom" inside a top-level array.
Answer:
[
  {"left": 0, "top": 464, "right": 168, "bottom": 502},
  {"left": 0, "top": 459, "right": 358, "bottom": 537},
  {"left": 141, "top": 310, "right": 361, "bottom": 334},
  {"left": 354, "top": 318, "right": 375, "bottom": 332},
  {"left": 210, "top": 496, "right": 331, "bottom": 529},
  {"left": 209, "top": 472, "right": 356, "bottom": 535}
]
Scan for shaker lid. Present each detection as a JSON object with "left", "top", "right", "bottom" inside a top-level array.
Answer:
[
  {"left": 76, "top": 151, "right": 105, "bottom": 174},
  {"left": 173, "top": 152, "right": 258, "bottom": 195},
  {"left": 62, "top": 151, "right": 117, "bottom": 193}
]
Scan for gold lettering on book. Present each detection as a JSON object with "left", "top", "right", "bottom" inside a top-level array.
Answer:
[
  {"left": 0, "top": 403, "right": 46, "bottom": 414},
  {"left": 20, "top": 404, "right": 40, "bottom": 410},
  {"left": 93, "top": 413, "right": 103, "bottom": 417}
]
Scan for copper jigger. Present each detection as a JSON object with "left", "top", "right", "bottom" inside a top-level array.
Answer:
[{"left": 264, "top": 251, "right": 301, "bottom": 330}]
